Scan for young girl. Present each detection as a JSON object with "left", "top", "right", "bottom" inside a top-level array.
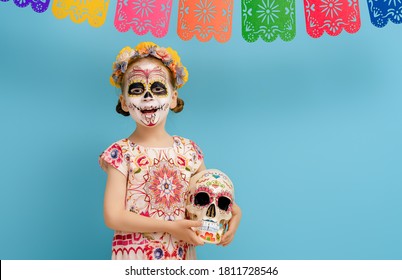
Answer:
[{"left": 99, "top": 42, "right": 241, "bottom": 260}]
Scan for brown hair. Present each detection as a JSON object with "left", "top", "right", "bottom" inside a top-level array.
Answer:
[
  {"left": 115, "top": 101, "right": 130, "bottom": 116},
  {"left": 171, "top": 97, "right": 184, "bottom": 113}
]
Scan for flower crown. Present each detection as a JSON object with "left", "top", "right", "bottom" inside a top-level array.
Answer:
[{"left": 110, "top": 42, "right": 189, "bottom": 89}]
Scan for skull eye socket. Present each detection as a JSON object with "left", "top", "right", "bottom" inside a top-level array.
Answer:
[
  {"left": 217, "top": 196, "right": 231, "bottom": 211},
  {"left": 194, "top": 192, "right": 210, "bottom": 206}
]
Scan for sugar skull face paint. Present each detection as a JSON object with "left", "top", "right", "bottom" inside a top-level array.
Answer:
[{"left": 122, "top": 59, "right": 175, "bottom": 127}]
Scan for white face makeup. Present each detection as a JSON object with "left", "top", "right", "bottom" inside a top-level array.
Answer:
[{"left": 123, "top": 59, "right": 175, "bottom": 127}]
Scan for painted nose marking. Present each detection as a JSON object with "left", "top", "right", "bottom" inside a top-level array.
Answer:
[{"left": 143, "top": 91, "right": 153, "bottom": 99}]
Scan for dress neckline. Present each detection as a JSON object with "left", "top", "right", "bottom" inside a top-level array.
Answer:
[{"left": 126, "top": 135, "right": 178, "bottom": 150}]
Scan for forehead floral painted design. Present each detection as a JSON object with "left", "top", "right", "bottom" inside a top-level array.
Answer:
[{"left": 110, "top": 42, "right": 189, "bottom": 89}]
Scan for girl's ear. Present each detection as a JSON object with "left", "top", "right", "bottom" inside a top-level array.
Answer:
[
  {"left": 170, "top": 91, "right": 178, "bottom": 109},
  {"left": 119, "top": 94, "right": 129, "bottom": 112}
]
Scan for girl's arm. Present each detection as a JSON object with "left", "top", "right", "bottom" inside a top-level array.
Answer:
[{"left": 103, "top": 165, "right": 204, "bottom": 246}]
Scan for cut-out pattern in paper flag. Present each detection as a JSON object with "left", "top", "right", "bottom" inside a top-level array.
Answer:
[
  {"left": 52, "top": 0, "right": 110, "bottom": 28},
  {"left": 1, "top": 0, "right": 51, "bottom": 13},
  {"left": 242, "top": 0, "right": 296, "bottom": 43},
  {"left": 367, "top": 0, "right": 402, "bottom": 27},
  {"left": 177, "top": 0, "right": 234, "bottom": 42},
  {"left": 114, "top": 0, "right": 173, "bottom": 37},
  {"left": 304, "top": 0, "right": 361, "bottom": 38}
]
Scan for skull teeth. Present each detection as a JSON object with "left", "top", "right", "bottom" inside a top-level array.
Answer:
[
  {"left": 200, "top": 219, "right": 219, "bottom": 233},
  {"left": 132, "top": 104, "right": 164, "bottom": 113}
]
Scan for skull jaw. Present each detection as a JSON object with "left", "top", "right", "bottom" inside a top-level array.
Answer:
[
  {"left": 198, "top": 219, "right": 221, "bottom": 244},
  {"left": 198, "top": 218, "right": 229, "bottom": 244},
  {"left": 186, "top": 209, "right": 231, "bottom": 244}
]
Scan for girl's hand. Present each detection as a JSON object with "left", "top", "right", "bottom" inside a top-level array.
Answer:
[
  {"left": 166, "top": 219, "right": 205, "bottom": 246},
  {"left": 219, "top": 203, "right": 242, "bottom": 246}
]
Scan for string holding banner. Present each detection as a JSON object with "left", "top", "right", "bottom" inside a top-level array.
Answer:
[
  {"left": 1, "top": 0, "right": 50, "bottom": 13},
  {"left": 304, "top": 0, "right": 361, "bottom": 38},
  {"left": 2, "top": 0, "right": 402, "bottom": 38},
  {"left": 241, "top": 0, "right": 296, "bottom": 43},
  {"left": 114, "top": 0, "right": 173, "bottom": 38},
  {"left": 367, "top": 0, "right": 402, "bottom": 27}
]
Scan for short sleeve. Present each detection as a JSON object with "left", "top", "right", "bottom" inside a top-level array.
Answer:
[
  {"left": 189, "top": 139, "right": 204, "bottom": 173},
  {"left": 99, "top": 142, "right": 129, "bottom": 176}
]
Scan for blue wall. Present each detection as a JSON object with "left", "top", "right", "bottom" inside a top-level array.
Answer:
[{"left": 1, "top": 2, "right": 401, "bottom": 260}]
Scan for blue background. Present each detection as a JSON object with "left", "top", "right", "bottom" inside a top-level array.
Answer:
[{"left": 1, "top": 1, "right": 401, "bottom": 260}]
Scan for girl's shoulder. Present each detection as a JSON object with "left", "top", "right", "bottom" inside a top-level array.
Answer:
[
  {"left": 99, "top": 139, "right": 131, "bottom": 174},
  {"left": 173, "top": 135, "right": 204, "bottom": 161},
  {"left": 102, "top": 138, "right": 132, "bottom": 154},
  {"left": 111, "top": 138, "right": 130, "bottom": 147},
  {"left": 173, "top": 135, "right": 202, "bottom": 149}
]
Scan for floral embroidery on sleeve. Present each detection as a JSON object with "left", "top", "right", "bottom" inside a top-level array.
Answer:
[
  {"left": 100, "top": 141, "right": 129, "bottom": 175},
  {"left": 190, "top": 140, "right": 204, "bottom": 161},
  {"left": 105, "top": 144, "right": 123, "bottom": 168}
]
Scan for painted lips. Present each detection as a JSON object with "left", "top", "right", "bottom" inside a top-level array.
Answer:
[
  {"left": 143, "top": 113, "right": 157, "bottom": 125},
  {"left": 141, "top": 108, "right": 158, "bottom": 114},
  {"left": 128, "top": 103, "right": 168, "bottom": 126}
]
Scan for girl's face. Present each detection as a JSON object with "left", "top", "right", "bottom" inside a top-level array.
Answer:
[{"left": 121, "top": 58, "right": 177, "bottom": 127}]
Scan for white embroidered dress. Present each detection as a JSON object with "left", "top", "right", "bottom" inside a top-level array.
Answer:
[{"left": 100, "top": 136, "right": 204, "bottom": 260}]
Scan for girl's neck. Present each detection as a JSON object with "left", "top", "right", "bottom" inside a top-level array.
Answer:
[{"left": 129, "top": 124, "right": 173, "bottom": 148}]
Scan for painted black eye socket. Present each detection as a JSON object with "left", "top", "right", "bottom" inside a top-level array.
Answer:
[
  {"left": 194, "top": 192, "right": 210, "bottom": 206},
  {"left": 128, "top": 82, "right": 145, "bottom": 95},
  {"left": 217, "top": 196, "right": 231, "bottom": 211},
  {"left": 151, "top": 82, "right": 167, "bottom": 95}
]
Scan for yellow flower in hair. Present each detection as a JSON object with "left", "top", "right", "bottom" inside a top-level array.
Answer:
[
  {"left": 116, "top": 46, "right": 134, "bottom": 62},
  {"left": 166, "top": 47, "right": 181, "bottom": 64},
  {"left": 136, "top": 41, "right": 156, "bottom": 55},
  {"left": 110, "top": 41, "right": 189, "bottom": 89},
  {"left": 110, "top": 76, "right": 117, "bottom": 88},
  {"left": 182, "top": 66, "right": 189, "bottom": 84}
]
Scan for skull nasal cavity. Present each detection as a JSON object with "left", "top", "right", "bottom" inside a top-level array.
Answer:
[
  {"left": 206, "top": 204, "right": 216, "bottom": 218},
  {"left": 143, "top": 91, "right": 153, "bottom": 99}
]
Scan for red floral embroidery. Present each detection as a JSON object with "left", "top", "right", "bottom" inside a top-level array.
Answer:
[
  {"left": 136, "top": 155, "right": 150, "bottom": 167},
  {"left": 176, "top": 155, "right": 187, "bottom": 167},
  {"left": 145, "top": 241, "right": 170, "bottom": 260},
  {"left": 171, "top": 242, "right": 188, "bottom": 260},
  {"left": 190, "top": 140, "right": 203, "bottom": 161},
  {"left": 146, "top": 161, "right": 186, "bottom": 210},
  {"left": 105, "top": 144, "right": 123, "bottom": 168}
]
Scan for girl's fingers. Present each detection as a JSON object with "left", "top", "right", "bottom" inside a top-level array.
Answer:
[
  {"left": 190, "top": 231, "right": 204, "bottom": 246},
  {"left": 185, "top": 220, "right": 202, "bottom": 228},
  {"left": 220, "top": 229, "right": 234, "bottom": 246}
]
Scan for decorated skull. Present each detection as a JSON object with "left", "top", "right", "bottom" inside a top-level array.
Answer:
[{"left": 186, "top": 169, "right": 234, "bottom": 244}]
